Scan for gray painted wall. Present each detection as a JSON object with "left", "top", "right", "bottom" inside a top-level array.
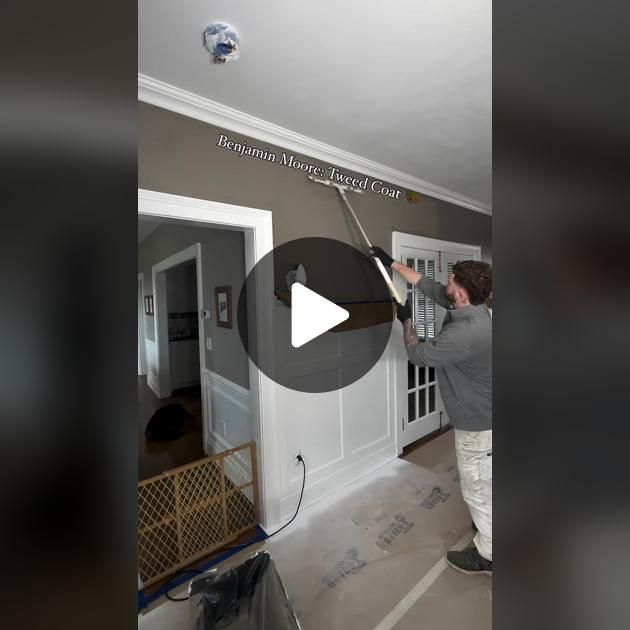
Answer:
[
  {"left": 138, "top": 222, "right": 249, "bottom": 388},
  {"left": 138, "top": 103, "right": 492, "bottom": 262}
]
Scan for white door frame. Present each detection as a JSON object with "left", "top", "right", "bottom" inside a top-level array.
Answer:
[
  {"left": 391, "top": 232, "right": 481, "bottom": 453},
  {"left": 152, "top": 243, "right": 204, "bottom": 399},
  {"left": 138, "top": 273, "right": 147, "bottom": 376},
  {"left": 138, "top": 188, "right": 280, "bottom": 529}
]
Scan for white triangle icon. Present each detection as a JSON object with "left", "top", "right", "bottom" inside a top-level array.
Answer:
[{"left": 291, "top": 283, "right": 349, "bottom": 348}]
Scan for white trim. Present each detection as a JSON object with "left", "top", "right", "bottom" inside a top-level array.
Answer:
[
  {"left": 138, "top": 188, "right": 279, "bottom": 530},
  {"left": 139, "top": 188, "right": 273, "bottom": 229},
  {"left": 152, "top": 243, "right": 200, "bottom": 273},
  {"left": 137, "top": 272, "right": 147, "bottom": 376},
  {"left": 350, "top": 358, "right": 393, "bottom": 456},
  {"left": 392, "top": 232, "right": 482, "bottom": 260},
  {"left": 202, "top": 368, "right": 251, "bottom": 456},
  {"left": 204, "top": 368, "right": 250, "bottom": 402},
  {"left": 138, "top": 74, "right": 491, "bottom": 216}
]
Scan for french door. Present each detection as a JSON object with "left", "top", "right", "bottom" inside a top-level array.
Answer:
[
  {"left": 399, "top": 246, "right": 447, "bottom": 445},
  {"left": 392, "top": 233, "right": 481, "bottom": 449}
]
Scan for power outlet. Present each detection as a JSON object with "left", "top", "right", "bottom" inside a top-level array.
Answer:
[
  {"left": 206, "top": 337, "right": 212, "bottom": 351},
  {"left": 293, "top": 450, "right": 303, "bottom": 465}
]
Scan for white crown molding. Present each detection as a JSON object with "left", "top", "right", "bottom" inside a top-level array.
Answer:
[{"left": 138, "top": 73, "right": 492, "bottom": 216}]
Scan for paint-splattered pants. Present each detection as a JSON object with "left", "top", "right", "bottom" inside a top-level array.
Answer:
[{"left": 454, "top": 429, "right": 492, "bottom": 561}]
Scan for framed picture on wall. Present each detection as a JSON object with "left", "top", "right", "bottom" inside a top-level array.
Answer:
[
  {"left": 144, "top": 295, "right": 154, "bottom": 316},
  {"left": 215, "top": 286, "right": 232, "bottom": 328}
]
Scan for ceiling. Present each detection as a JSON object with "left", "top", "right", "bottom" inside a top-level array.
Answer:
[{"left": 139, "top": 1, "right": 491, "bottom": 210}]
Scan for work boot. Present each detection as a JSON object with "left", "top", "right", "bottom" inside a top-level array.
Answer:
[{"left": 446, "top": 548, "right": 492, "bottom": 576}]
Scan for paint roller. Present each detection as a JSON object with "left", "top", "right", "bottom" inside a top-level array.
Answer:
[{"left": 307, "top": 175, "right": 403, "bottom": 304}]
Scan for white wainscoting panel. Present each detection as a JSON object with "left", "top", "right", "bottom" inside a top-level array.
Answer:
[
  {"left": 277, "top": 345, "right": 397, "bottom": 521},
  {"left": 203, "top": 369, "right": 252, "bottom": 450},
  {"left": 282, "top": 386, "right": 344, "bottom": 480},
  {"left": 345, "top": 357, "right": 391, "bottom": 455},
  {"left": 203, "top": 338, "right": 397, "bottom": 528},
  {"left": 203, "top": 369, "right": 253, "bottom": 491}
]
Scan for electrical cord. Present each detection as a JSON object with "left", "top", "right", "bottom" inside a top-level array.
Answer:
[
  {"left": 223, "top": 453, "right": 307, "bottom": 549},
  {"left": 164, "top": 569, "right": 204, "bottom": 602},
  {"left": 162, "top": 455, "right": 307, "bottom": 602},
  {"left": 265, "top": 454, "right": 306, "bottom": 540}
]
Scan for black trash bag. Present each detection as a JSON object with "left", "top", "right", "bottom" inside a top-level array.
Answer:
[
  {"left": 144, "top": 403, "right": 188, "bottom": 441},
  {"left": 188, "top": 551, "right": 300, "bottom": 629}
]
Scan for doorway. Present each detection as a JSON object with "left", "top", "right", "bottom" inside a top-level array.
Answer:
[
  {"left": 151, "top": 244, "right": 204, "bottom": 401},
  {"left": 138, "top": 241, "right": 206, "bottom": 480},
  {"left": 138, "top": 189, "right": 279, "bottom": 529},
  {"left": 391, "top": 232, "right": 481, "bottom": 450},
  {"left": 163, "top": 260, "right": 200, "bottom": 391}
]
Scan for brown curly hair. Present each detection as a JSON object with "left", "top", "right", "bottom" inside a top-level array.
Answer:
[{"left": 452, "top": 261, "right": 492, "bottom": 305}]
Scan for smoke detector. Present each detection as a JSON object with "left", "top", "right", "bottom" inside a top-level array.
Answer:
[{"left": 203, "top": 22, "right": 240, "bottom": 64}]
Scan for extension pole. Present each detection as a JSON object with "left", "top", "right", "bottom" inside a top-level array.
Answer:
[{"left": 308, "top": 176, "right": 403, "bottom": 304}]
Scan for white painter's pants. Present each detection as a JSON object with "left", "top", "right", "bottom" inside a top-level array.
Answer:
[{"left": 454, "top": 429, "right": 492, "bottom": 561}]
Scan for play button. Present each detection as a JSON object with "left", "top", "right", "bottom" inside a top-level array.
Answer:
[
  {"left": 291, "top": 283, "right": 349, "bottom": 348},
  {"left": 236, "top": 237, "right": 394, "bottom": 393}
]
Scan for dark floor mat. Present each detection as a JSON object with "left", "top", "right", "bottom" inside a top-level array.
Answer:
[{"left": 145, "top": 403, "right": 189, "bottom": 441}]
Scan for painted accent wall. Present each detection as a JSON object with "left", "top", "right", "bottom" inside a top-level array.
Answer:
[{"left": 138, "top": 103, "right": 491, "bottom": 261}]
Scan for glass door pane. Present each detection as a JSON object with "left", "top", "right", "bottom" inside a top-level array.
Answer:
[{"left": 405, "top": 253, "right": 440, "bottom": 427}]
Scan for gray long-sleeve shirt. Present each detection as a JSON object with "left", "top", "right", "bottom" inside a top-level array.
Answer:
[{"left": 406, "top": 276, "right": 492, "bottom": 432}]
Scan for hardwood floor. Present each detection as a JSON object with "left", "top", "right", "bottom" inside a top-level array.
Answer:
[{"left": 138, "top": 375, "right": 206, "bottom": 481}]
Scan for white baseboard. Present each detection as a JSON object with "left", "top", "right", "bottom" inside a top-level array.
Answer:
[{"left": 204, "top": 369, "right": 250, "bottom": 406}]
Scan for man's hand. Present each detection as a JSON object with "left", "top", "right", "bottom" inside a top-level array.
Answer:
[
  {"left": 373, "top": 248, "right": 423, "bottom": 287},
  {"left": 396, "top": 299, "right": 412, "bottom": 324},
  {"left": 370, "top": 246, "right": 394, "bottom": 268}
]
